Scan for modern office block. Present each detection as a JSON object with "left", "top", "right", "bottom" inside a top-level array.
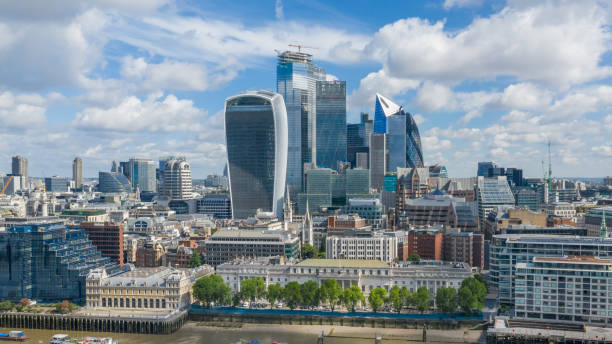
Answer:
[
  {"left": 161, "top": 159, "right": 193, "bottom": 200},
  {"left": 347, "top": 113, "right": 373, "bottom": 168},
  {"left": 476, "top": 176, "right": 516, "bottom": 228},
  {"left": 316, "top": 80, "right": 346, "bottom": 170},
  {"left": 225, "top": 90, "right": 288, "bottom": 219},
  {"left": 72, "top": 157, "right": 83, "bottom": 189},
  {"left": 490, "top": 234, "right": 612, "bottom": 305},
  {"left": 326, "top": 234, "right": 396, "bottom": 262},
  {"left": 277, "top": 51, "right": 325, "bottom": 195},
  {"left": 75, "top": 222, "right": 124, "bottom": 266},
  {"left": 44, "top": 177, "right": 69, "bottom": 192},
  {"left": 203, "top": 230, "right": 299, "bottom": 266},
  {"left": 0, "top": 219, "right": 115, "bottom": 304},
  {"left": 126, "top": 158, "right": 156, "bottom": 192},
  {"left": 98, "top": 172, "right": 131, "bottom": 193},
  {"left": 369, "top": 133, "right": 386, "bottom": 192},
  {"left": 197, "top": 194, "right": 232, "bottom": 219}
]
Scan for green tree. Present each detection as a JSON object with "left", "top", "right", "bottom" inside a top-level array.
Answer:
[
  {"left": 458, "top": 277, "right": 487, "bottom": 315},
  {"left": 266, "top": 283, "right": 284, "bottom": 308},
  {"left": 341, "top": 285, "right": 365, "bottom": 312},
  {"left": 0, "top": 301, "right": 14, "bottom": 312},
  {"left": 301, "top": 280, "right": 320, "bottom": 308},
  {"left": 56, "top": 300, "right": 71, "bottom": 313},
  {"left": 193, "top": 274, "right": 232, "bottom": 307},
  {"left": 474, "top": 274, "right": 489, "bottom": 293},
  {"left": 412, "top": 286, "right": 433, "bottom": 313},
  {"left": 388, "top": 285, "right": 403, "bottom": 313},
  {"left": 283, "top": 281, "right": 302, "bottom": 310},
  {"left": 407, "top": 253, "right": 421, "bottom": 262},
  {"left": 231, "top": 292, "right": 241, "bottom": 308},
  {"left": 301, "top": 244, "right": 319, "bottom": 259},
  {"left": 400, "top": 286, "right": 411, "bottom": 309},
  {"left": 189, "top": 251, "right": 202, "bottom": 268},
  {"left": 320, "top": 279, "right": 342, "bottom": 311},
  {"left": 368, "top": 287, "right": 387, "bottom": 313},
  {"left": 435, "top": 286, "right": 458, "bottom": 314},
  {"left": 240, "top": 277, "right": 266, "bottom": 304}
]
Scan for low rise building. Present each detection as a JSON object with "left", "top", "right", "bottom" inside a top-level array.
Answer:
[
  {"left": 544, "top": 202, "right": 576, "bottom": 219},
  {"left": 86, "top": 265, "right": 212, "bottom": 312},
  {"left": 202, "top": 230, "right": 299, "bottom": 266},
  {"left": 60, "top": 209, "right": 109, "bottom": 224},
  {"left": 406, "top": 228, "right": 443, "bottom": 261},
  {"left": 326, "top": 234, "right": 397, "bottom": 262},
  {"left": 443, "top": 231, "right": 485, "bottom": 270},
  {"left": 216, "top": 258, "right": 472, "bottom": 296},
  {"left": 73, "top": 222, "right": 124, "bottom": 266}
]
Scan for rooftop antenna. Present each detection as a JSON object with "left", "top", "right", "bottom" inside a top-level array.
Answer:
[{"left": 288, "top": 44, "right": 318, "bottom": 53}]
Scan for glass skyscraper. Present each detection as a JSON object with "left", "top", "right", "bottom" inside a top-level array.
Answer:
[
  {"left": 316, "top": 80, "right": 346, "bottom": 170},
  {"left": 127, "top": 158, "right": 157, "bottom": 192},
  {"left": 224, "top": 90, "right": 288, "bottom": 220},
  {"left": 373, "top": 93, "right": 424, "bottom": 170},
  {"left": 347, "top": 112, "right": 373, "bottom": 169},
  {"left": 276, "top": 51, "right": 325, "bottom": 194},
  {"left": 98, "top": 171, "right": 131, "bottom": 193}
]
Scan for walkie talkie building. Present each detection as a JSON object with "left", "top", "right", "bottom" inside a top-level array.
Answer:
[{"left": 224, "top": 90, "right": 288, "bottom": 220}]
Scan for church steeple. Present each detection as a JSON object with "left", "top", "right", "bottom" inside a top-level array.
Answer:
[{"left": 283, "top": 184, "right": 292, "bottom": 223}]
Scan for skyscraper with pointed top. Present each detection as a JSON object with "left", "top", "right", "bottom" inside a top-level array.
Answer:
[{"left": 373, "top": 93, "right": 424, "bottom": 171}]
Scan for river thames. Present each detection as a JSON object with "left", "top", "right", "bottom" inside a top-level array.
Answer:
[{"left": 0, "top": 323, "right": 484, "bottom": 343}]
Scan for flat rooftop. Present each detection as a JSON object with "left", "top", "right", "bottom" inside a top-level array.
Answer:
[
  {"left": 295, "top": 259, "right": 389, "bottom": 268},
  {"left": 534, "top": 256, "right": 612, "bottom": 264}
]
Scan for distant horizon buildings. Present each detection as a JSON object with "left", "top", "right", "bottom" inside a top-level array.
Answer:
[
  {"left": 224, "top": 90, "right": 288, "bottom": 219},
  {"left": 11, "top": 155, "right": 28, "bottom": 185},
  {"left": 73, "top": 157, "right": 83, "bottom": 189}
]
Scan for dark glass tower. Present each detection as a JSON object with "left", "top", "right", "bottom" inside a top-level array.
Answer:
[
  {"left": 316, "top": 80, "right": 346, "bottom": 169},
  {"left": 373, "top": 93, "right": 424, "bottom": 170},
  {"left": 225, "top": 90, "right": 288, "bottom": 219},
  {"left": 347, "top": 112, "right": 373, "bottom": 168}
]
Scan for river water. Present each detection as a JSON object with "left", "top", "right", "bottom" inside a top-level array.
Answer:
[{"left": 0, "top": 324, "right": 481, "bottom": 343}]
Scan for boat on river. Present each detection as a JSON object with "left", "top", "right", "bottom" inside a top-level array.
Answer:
[{"left": 0, "top": 331, "right": 27, "bottom": 342}]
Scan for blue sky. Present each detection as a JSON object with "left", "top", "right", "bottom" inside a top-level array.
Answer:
[{"left": 0, "top": 0, "right": 611, "bottom": 179}]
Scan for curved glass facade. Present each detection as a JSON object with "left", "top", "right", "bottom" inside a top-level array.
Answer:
[{"left": 225, "top": 91, "right": 287, "bottom": 219}]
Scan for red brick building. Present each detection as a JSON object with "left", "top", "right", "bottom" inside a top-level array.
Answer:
[
  {"left": 75, "top": 222, "right": 124, "bottom": 266},
  {"left": 406, "top": 229, "right": 443, "bottom": 260}
]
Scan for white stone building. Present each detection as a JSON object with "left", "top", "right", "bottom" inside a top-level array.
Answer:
[
  {"left": 216, "top": 258, "right": 472, "bottom": 296},
  {"left": 326, "top": 234, "right": 397, "bottom": 262}
]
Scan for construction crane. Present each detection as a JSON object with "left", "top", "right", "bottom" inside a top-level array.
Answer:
[
  {"left": 0, "top": 175, "right": 13, "bottom": 195},
  {"left": 288, "top": 44, "right": 318, "bottom": 53},
  {"left": 547, "top": 140, "right": 553, "bottom": 197}
]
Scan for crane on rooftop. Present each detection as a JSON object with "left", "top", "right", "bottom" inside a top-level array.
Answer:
[{"left": 288, "top": 44, "right": 318, "bottom": 53}]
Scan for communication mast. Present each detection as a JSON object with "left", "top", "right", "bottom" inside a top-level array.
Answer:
[{"left": 547, "top": 140, "right": 553, "bottom": 199}]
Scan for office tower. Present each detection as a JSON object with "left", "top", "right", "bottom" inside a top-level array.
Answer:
[
  {"left": 98, "top": 172, "right": 131, "bottom": 193},
  {"left": 225, "top": 90, "right": 288, "bottom": 219},
  {"left": 161, "top": 159, "right": 193, "bottom": 200},
  {"left": 72, "top": 157, "right": 83, "bottom": 189},
  {"left": 345, "top": 168, "right": 370, "bottom": 199},
  {"left": 477, "top": 161, "right": 496, "bottom": 177},
  {"left": 118, "top": 161, "right": 129, "bottom": 177},
  {"left": 0, "top": 219, "right": 115, "bottom": 304},
  {"left": 11, "top": 155, "right": 28, "bottom": 185},
  {"left": 478, "top": 161, "right": 524, "bottom": 186},
  {"left": 347, "top": 113, "right": 373, "bottom": 168},
  {"left": 126, "top": 158, "right": 156, "bottom": 192},
  {"left": 277, "top": 50, "right": 325, "bottom": 194},
  {"left": 355, "top": 152, "right": 368, "bottom": 169},
  {"left": 111, "top": 160, "right": 118, "bottom": 173},
  {"left": 44, "top": 177, "right": 69, "bottom": 192},
  {"left": 315, "top": 80, "right": 346, "bottom": 169},
  {"left": 476, "top": 176, "right": 516, "bottom": 228},
  {"left": 369, "top": 133, "right": 386, "bottom": 191},
  {"left": 373, "top": 94, "right": 424, "bottom": 170}
]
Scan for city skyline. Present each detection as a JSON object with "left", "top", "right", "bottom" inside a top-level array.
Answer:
[{"left": 0, "top": 1, "right": 611, "bottom": 179}]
